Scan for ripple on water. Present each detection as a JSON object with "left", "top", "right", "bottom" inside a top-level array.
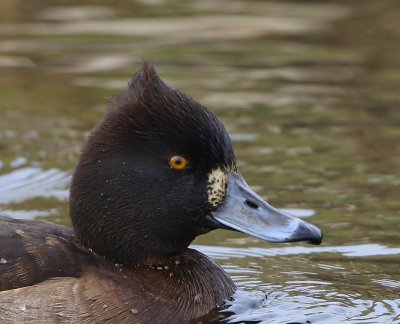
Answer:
[
  {"left": 37, "top": 6, "right": 115, "bottom": 22},
  {"left": 0, "top": 208, "right": 59, "bottom": 220},
  {"left": 193, "top": 243, "right": 400, "bottom": 260},
  {"left": 222, "top": 283, "right": 400, "bottom": 324},
  {"left": 0, "top": 56, "right": 34, "bottom": 68},
  {"left": 0, "top": 167, "right": 70, "bottom": 219},
  {"left": 0, "top": 167, "right": 69, "bottom": 204},
  {"left": 224, "top": 264, "right": 264, "bottom": 288},
  {"left": 193, "top": 242, "right": 400, "bottom": 323}
]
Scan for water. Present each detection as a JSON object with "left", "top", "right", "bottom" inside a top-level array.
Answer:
[{"left": 1, "top": 1, "right": 400, "bottom": 322}]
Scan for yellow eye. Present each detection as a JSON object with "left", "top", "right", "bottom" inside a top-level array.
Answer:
[{"left": 169, "top": 155, "right": 188, "bottom": 170}]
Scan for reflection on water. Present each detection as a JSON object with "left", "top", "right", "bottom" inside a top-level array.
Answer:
[
  {"left": 0, "top": 167, "right": 69, "bottom": 220},
  {"left": 225, "top": 287, "right": 400, "bottom": 323},
  {"left": 196, "top": 242, "right": 400, "bottom": 323},
  {"left": 1, "top": 208, "right": 57, "bottom": 220},
  {"left": 0, "top": 167, "right": 69, "bottom": 205},
  {"left": 0, "top": 56, "right": 34, "bottom": 68},
  {"left": 195, "top": 244, "right": 400, "bottom": 259},
  {"left": 1, "top": 0, "right": 400, "bottom": 322}
]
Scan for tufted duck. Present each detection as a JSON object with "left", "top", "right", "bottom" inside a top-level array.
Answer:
[{"left": 0, "top": 62, "right": 322, "bottom": 323}]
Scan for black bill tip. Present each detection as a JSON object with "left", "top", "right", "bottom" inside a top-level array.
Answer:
[{"left": 287, "top": 222, "right": 323, "bottom": 245}]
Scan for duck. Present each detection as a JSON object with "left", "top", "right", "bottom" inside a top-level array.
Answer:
[{"left": 0, "top": 62, "right": 322, "bottom": 323}]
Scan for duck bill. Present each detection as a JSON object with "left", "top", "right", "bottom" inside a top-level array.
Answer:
[{"left": 210, "top": 174, "right": 322, "bottom": 245}]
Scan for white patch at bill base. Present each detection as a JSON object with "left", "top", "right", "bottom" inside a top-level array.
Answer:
[{"left": 207, "top": 167, "right": 228, "bottom": 208}]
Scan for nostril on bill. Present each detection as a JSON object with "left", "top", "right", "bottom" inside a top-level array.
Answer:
[{"left": 245, "top": 200, "right": 259, "bottom": 209}]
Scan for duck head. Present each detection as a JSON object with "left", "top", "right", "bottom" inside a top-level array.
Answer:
[{"left": 70, "top": 62, "right": 322, "bottom": 265}]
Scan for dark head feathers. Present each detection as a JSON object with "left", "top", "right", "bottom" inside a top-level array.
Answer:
[
  {"left": 96, "top": 62, "right": 235, "bottom": 169},
  {"left": 71, "top": 63, "right": 236, "bottom": 263}
]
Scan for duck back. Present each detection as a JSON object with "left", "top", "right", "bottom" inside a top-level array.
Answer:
[{"left": 0, "top": 216, "right": 235, "bottom": 323}]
